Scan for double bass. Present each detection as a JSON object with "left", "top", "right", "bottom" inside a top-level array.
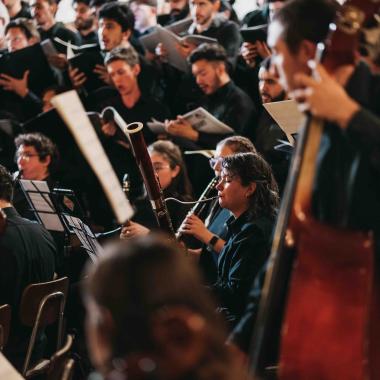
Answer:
[{"left": 249, "top": 1, "right": 380, "bottom": 379}]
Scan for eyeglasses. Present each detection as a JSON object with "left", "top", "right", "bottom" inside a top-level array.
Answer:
[
  {"left": 16, "top": 153, "right": 40, "bottom": 161},
  {"left": 152, "top": 164, "right": 171, "bottom": 172},
  {"left": 209, "top": 157, "right": 223, "bottom": 168}
]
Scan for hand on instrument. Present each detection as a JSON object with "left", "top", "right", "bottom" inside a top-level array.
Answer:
[
  {"left": 120, "top": 221, "right": 150, "bottom": 239},
  {"left": 68, "top": 66, "right": 87, "bottom": 89},
  {"left": 165, "top": 116, "right": 199, "bottom": 141},
  {"left": 291, "top": 62, "right": 360, "bottom": 129},
  {"left": 179, "top": 213, "right": 213, "bottom": 244},
  {"left": 0, "top": 70, "right": 29, "bottom": 97},
  {"left": 94, "top": 64, "right": 112, "bottom": 85}
]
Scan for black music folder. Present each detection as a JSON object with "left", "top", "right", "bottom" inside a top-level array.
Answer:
[
  {"left": 240, "top": 24, "right": 268, "bottom": 44},
  {"left": 0, "top": 44, "right": 56, "bottom": 96}
]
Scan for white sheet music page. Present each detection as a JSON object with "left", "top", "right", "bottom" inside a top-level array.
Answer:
[
  {"left": 263, "top": 100, "right": 305, "bottom": 145},
  {"left": 51, "top": 90, "right": 134, "bottom": 224},
  {"left": 0, "top": 353, "right": 24, "bottom": 380}
]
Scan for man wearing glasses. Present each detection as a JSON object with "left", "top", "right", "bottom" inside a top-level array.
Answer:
[{"left": 12, "top": 132, "right": 59, "bottom": 220}]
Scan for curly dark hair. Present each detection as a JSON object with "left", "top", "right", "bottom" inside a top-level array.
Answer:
[
  {"left": 188, "top": 43, "right": 227, "bottom": 65},
  {"left": 148, "top": 140, "right": 193, "bottom": 201},
  {"left": 0, "top": 165, "right": 14, "bottom": 202},
  {"left": 14, "top": 132, "right": 60, "bottom": 175},
  {"left": 98, "top": 2, "right": 135, "bottom": 32},
  {"left": 222, "top": 152, "right": 279, "bottom": 219}
]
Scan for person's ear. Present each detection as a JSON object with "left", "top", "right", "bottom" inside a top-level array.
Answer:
[
  {"left": 171, "top": 164, "right": 180, "bottom": 179},
  {"left": 132, "top": 63, "right": 141, "bottom": 77},
  {"left": 212, "top": 0, "right": 220, "bottom": 13},
  {"left": 122, "top": 28, "right": 132, "bottom": 43},
  {"left": 246, "top": 182, "right": 256, "bottom": 198},
  {"left": 297, "top": 39, "right": 317, "bottom": 65},
  {"left": 49, "top": 1, "right": 58, "bottom": 16},
  {"left": 40, "top": 154, "right": 51, "bottom": 168},
  {"left": 151, "top": 307, "right": 206, "bottom": 368}
]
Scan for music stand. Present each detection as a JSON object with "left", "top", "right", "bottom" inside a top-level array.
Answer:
[
  {"left": 63, "top": 215, "right": 104, "bottom": 262},
  {"left": 19, "top": 179, "right": 66, "bottom": 233}
]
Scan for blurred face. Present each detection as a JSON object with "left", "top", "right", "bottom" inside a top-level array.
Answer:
[
  {"left": 42, "top": 89, "right": 56, "bottom": 112},
  {"left": 150, "top": 152, "right": 180, "bottom": 190},
  {"left": 16, "top": 144, "right": 50, "bottom": 180},
  {"left": 130, "top": 3, "right": 156, "bottom": 32},
  {"left": 98, "top": 18, "right": 129, "bottom": 51},
  {"left": 74, "top": 1, "right": 95, "bottom": 31},
  {"left": 190, "top": 0, "right": 218, "bottom": 26},
  {"left": 107, "top": 59, "right": 140, "bottom": 96},
  {"left": 209, "top": 143, "right": 234, "bottom": 177},
  {"left": 30, "top": 0, "right": 56, "bottom": 28},
  {"left": 5, "top": 27, "right": 30, "bottom": 52},
  {"left": 268, "top": 20, "right": 309, "bottom": 91},
  {"left": 3, "top": 0, "right": 19, "bottom": 10},
  {"left": 192, "top": 59, "right": 223, "bottom": 95},
  {"left": 168, "top": 0, "right": 188, "bottom": 15},
  {"left": 258, "top": 66, "right": 285, "bottom": 103},
  {"left": 268, "top": 1, "right": 284, "bottom": 21},
  {"left": 216, "top": 169, "right": 254, "bottom": 217}
]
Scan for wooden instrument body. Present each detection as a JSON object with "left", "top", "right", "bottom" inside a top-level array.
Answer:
[{"left": 249, "top": 1, "right": 380, "bottom": 378}]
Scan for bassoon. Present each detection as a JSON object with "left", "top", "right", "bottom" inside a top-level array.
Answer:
[{"left": 123, "top": 122, "right": 175, "bottom": 237}]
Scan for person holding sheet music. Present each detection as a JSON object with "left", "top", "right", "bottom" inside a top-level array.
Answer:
[
  {"left": 165, "top": 43, "right": 256, "bottom": 149},
  {"left": 0, "top": 164, "right": 57, "bottom": 370}
]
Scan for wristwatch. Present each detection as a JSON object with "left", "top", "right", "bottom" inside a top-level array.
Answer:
[{"left": 207, "top": 235, "right": 219, "bottom": 250}]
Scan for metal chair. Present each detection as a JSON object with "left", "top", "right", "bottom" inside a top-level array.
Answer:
[
  {"left": 19, "top": 277, "right": 69, "bottom": 377},
  {"left": 0, "top": 304, "right": 11, "bottom": 351}
]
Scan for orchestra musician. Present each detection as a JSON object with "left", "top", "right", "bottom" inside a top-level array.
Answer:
[
  {"left": 211, "top": 152, "right": 279, "bottom": 329},
  {"left": 120, "top": 140, "right": 193, "bottom": 238},
  {"left": 82, "top": 234, "right": 247, "bottom": 380}
]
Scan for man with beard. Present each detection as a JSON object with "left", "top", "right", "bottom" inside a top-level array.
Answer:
[
  {"left": 129, "top": 0, "right": 157, "bottom": 38},
  {"left": 73, "top": 0, "right": 98, "bottom": 45},
  {"left": 165, "top": 43, "right": 256, "bottom": 149},
  {"left": 246, "top": 57, "right": 289, "bottom": 192},
  {"left": 157, "top": 0, "right": 190, "bottom": 27}
]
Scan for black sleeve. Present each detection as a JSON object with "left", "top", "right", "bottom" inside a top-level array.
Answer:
[{"left": 217, "top": 22, "right": 242, "bottom": 68}]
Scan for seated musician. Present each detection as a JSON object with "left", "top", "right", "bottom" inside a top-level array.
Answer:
[
  {"left": 12, "top": 132, "right": 60, "bottom": 220},
  {"left": 82, "top": 234, "right": 246, "bottom": 380},
  {"left": 165, "top": 43, "right": 257, "bottom": 149},
  {"left": 180, "top": 135, "right": 257, "bottom": 285},
  {"left": 0, "top": 164, "right": 57, "bottom": 370},
  {"left": 211, "top": 152, "right": 279, "bottom": 328},
  {"left": 120, "top": 140, "right": 193, "bottom": 237}
]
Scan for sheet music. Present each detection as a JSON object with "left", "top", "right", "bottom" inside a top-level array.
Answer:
[
  {"left": 0, "top": 353, "right": 25, "bottom": 380},
  {"left": 64, "top": 215, "right": 104, "bottom": 261},
  {"left": 184, "top": 149, "right": 215, "bottom": 158},
  {"left": 156, "top": 25, "right": 189, "bottom": 72},
  {"left": 183, "top": 107, "right": 234, "bottom": 134},
  {"left": 51, "top": 90, "right": 133, "bottom": 224},
  {"left": 19, "top": 179, "right": 64, "bottom": 232},
  {"left": 40, "top": 39, "right": 58, "bottom": 57},
  {"left": 263, "top": 100, "right": 305, "bottom": 145}
]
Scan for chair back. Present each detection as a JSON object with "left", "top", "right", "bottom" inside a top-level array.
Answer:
[
  {"left": 47, "top": 334, "right": 74, "bottom": 380},
  {"left": 19, "top": 277, "right": 69, "bottom": 327},
  {"left": 0, "top": 304, "right": 11, "bottom": 351}
]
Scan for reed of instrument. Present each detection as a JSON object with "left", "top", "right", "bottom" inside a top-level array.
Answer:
[
  {"left": 176, "top": 176, "right": 219, "bottom": 240},
  {"left": 124, "top": 122, "right": 175, "bottom": 237}
]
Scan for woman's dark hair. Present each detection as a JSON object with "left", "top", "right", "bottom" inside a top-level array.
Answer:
[
  {"left": 148, "top": 140, "right": 193, "bottom": 201},
  {"left": 217, "top": 135, "right": 257, "bottom": 154},
  {"left": 222, "top": 152, "right": 279, "bottom": 219},
  {"left": 14, "top": 132, "right": 60, "bottom": 175},
  {"left": 83, "top": 235, "right": 228, "bottom": 362}
]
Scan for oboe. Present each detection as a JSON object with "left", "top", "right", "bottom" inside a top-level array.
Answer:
[
  {"left": 176, "top": 176, "right": 219, "bottom": 241},
  {"left": 124, "top": 122, "right": 175, "bottom": 237}
]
